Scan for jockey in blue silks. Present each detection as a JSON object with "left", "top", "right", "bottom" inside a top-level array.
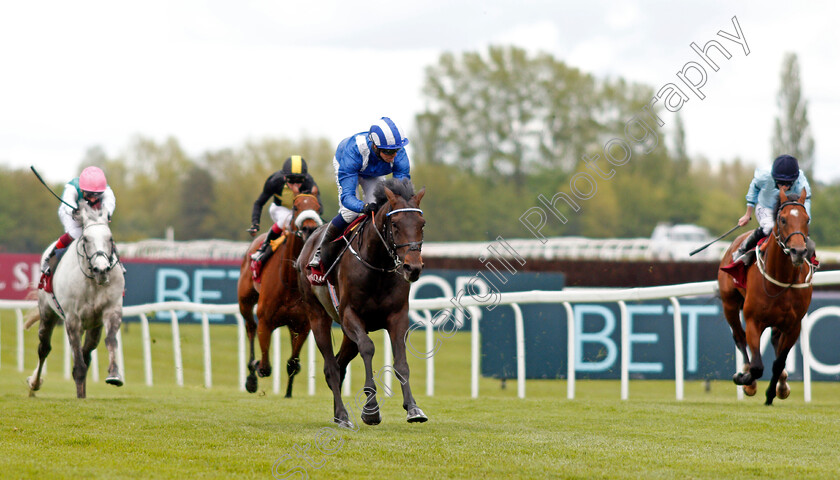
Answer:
[
  {"left": 730, "top": 154, "right": 814, "bottom": 266},
  {"left": 306, "top": 116, "right": 410, "bottom": 285}
]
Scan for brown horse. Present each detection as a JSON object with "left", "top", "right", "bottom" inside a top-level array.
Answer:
[
  {"left": 718, "top": 188, "right": 813, "bottom": 405},
  {"left": 237, "top": 193, "right": 323, "bottom": 396},
  {"left": 298, "top": 178, "right": 426, "bottom": 428}
]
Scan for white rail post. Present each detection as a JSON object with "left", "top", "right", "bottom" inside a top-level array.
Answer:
[
  {"left": 342, "top": 358, "right": 352, "bottom": 397},
  {"left": 116, "top": 329, "right": 125, "bottom": 383},
  {"left": 512, "top": 303, "right": 526, "bottom": 399},
  {"left": 235, "top": 313, "right": 246, "bottom": 392},
  {"left": 273, "top": 328, "right": 281, "bottom": 395},
  {"left": 201, "top": 313, "right": 212, "bottom": 388},
  {"left": 90, "top": 349, "right": 99, "bottom": 382},
  {"left": 563, "top": 302, "right": 575, "bottom": 400},
  {"left": 619, "top": 301, "right": 629, "bottom": 400},
  {"left": 169, "top": 310, "right": 183, "bottom": 387},
  {"left": 471, "top": 308, "right": 480, "bottom": 399},
  {"left": 669, "top": 297, "right": 684, "bottom": 401},
  {"left": 801, "top": 313, "right": 812, "bottom": 403},
  {"left": 64, "top": 326, "right": 71, "bottom": 380},
  {"left": 140, "top": 313, "right": 153, "bottom": 386},
  {"left": 307, "top": 331, "right": 316, "bottom": 396},
  {"left": 383, "top": 332, "right": 393, "bottom": 394},
  {"left": 16, "top": 309, "right": 24, "bottom": 372},
  {"left": 426, "top": 317, "right": 434, "bottom": 397}
]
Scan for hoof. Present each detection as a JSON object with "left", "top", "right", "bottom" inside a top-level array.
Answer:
[
  {"left": 105, "top": 376, "right": 124, "bottom": 387},
  {"left": 257, "top": 363, "right": 272, "bottom": 378},
  {"left": 27, "top": 376, "right": 42, "bottom": 391},
  {"left": 245, "top": 375, "right": 258, "bottom": 394},
  {"left": 777, "top": 370, "right": 790, "bottom": 399},
  {"left": 334, "top": 417, "right": 356, "bottom": 430},
  {"left": 362, "top": 412, "right": 382, "bottom": 426},
  {"left": 406, "top": 406, "right": 428, "bottom": 423},
  {"left": 743, "top": 382, "right": 757, "bottom": 396}
]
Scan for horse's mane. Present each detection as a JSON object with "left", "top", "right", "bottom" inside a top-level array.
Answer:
[
  {"left": 373, "top": 178, "right": 415, "bottom": 206},
  {"left": 775, "top": 190, "right": 803, "bottom": 217}
]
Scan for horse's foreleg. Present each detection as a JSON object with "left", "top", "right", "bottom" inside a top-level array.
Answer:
[
  {"left": 766, "top": 329, "right": 799, "bottom": 405},
  {"left": 342, "top": 310, "right": 380, "bottom": 426},
  {"left": 241, "top": 303, "right": 259, "bottom": 393},
  {"left": 310, "top": 312, "right": 353, "bottom": 429},
  {"left": 284, "top": 325, "right": 310, "bottom": 398},
  {"left": 76, "top": 325, "right": 103, "bottom": 399},
  {"left": 388, "top": 323, "right": 427, "bottom": 423},
  {"left": 103, "top": 310, "right": 124, "bottom": 387},
  {"left": 335, "top": 334, "right": 359, "bottom": 390},
  {"left": 28, "top": 313, "right": 59, "bottom": 395},
  {"left": 256, "top": 320, "right": 273, "bottom": 378}
]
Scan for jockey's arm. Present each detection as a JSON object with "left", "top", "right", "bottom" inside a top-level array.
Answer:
[
  {"left": 59, "top": 183, "right": 79, "bottom": 215},
  {"left": 392, "top": 150, "right": 411, "bottom": 179},
  {"left": 738, "top": 204, "right": 754, "bottom": 227},
  {"left": 103, "top": 186, "right": 116, "bottom": 218},
  {"left": 250, "top": 175, "right": 277, "bottom": 226}
]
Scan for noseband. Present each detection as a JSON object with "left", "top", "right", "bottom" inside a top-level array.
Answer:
[
  {"left": 774, "top": 200, "right": 808, "bottom": 255},
  {"left": 291, "top": 194, "right": 324, "bottom": 238}
]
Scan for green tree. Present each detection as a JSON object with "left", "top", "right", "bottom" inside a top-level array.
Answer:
[
  {"left": 773, "top": 52, "right": 815, "bottom": 177},
  {"left": 177, "top": 165, "right": 216, "bottom": 240}
]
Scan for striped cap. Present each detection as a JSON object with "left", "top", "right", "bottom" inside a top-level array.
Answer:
[
  {"left": 368, "top": 117, "right": 409, "bottom": 150},
  {"left": 282, "top": 155, "right": 308, "bottom": 176}
]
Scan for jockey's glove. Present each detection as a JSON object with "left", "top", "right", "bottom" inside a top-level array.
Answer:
[
  {"left": 246, "top": 224, "right": 259, "bottom": 236},
  {"left": 363, "top": 202, "right": 378, "bottom": 215}
]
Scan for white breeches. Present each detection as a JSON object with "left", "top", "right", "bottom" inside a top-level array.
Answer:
[{"left": 269, "top": 204, "right": 293, "bottom": 229}]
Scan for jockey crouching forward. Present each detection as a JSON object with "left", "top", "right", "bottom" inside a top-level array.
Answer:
[
  {"left": 729, "top": 154, "right": 815, "bottom": 267},
  {"left": 248, "top": 155, "right": 322, "bottom": 279},
  {"left": 41, "top": 166, "right": 117, "bottom": 285},
  {"left": 306, "top": 116, "right": 411, "bottom": 285}
]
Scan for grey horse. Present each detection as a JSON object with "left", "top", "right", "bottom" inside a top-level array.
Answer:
[{"left": 26, "top": 202, "right": 125, "bottom": 398}]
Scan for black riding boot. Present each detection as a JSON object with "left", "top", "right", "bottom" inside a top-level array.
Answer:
[
  {"left": 733, "top": 227, "right": 765, "bottom": 265},
  {"left": 307, "top": 223, "right": 343, "bottom": 284},
  {"left": 250, "top": 226, "right": 284, "bottom": 280}
]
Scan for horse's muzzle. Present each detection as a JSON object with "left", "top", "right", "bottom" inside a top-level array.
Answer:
[
  {"left": 789, "top": 247, "right": 808, "bottom": 266},
  {"left": 402, "top": 255, "right": 424, "bottom": 283}
]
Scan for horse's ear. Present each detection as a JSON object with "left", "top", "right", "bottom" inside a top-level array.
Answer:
[
  {"left": 311, "top": 185, "right": 319, "bottom": 196},
  {"left": 412, "top": 187, "right": 425, "bottom": 206},
  {"left": 384, "top": 187, "right": 398, "bottom": 206},
  {"left": 780, "top": 187, "right": 789, "bottom": 202},
  {"left": 800, "top": 187, "right": 806, "bottom": 201}
]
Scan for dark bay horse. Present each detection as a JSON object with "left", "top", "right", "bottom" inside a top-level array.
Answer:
[
  {"left": 237, "top": 193, "right": 322, "bottom": 396},
  {"left": 298, "top": 178, "right": 426, "bottom": 427},
  {"left": 718, "top": 188, "right": 813, "bottom": 405}
]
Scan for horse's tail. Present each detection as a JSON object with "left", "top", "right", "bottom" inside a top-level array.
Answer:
[{"left": 23, "top": 290, "right": 41, "bottom": 329}]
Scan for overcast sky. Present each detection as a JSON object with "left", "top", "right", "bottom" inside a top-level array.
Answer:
[{"left": 1, "top": 1, "right": 838, "bottom": 184}]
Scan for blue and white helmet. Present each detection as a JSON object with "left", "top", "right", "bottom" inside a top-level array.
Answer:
[{"left": 368, "top": 117, "right": 409, "bottom": 150}]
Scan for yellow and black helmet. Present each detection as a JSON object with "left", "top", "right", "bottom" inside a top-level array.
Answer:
[{"left": 281, "top": 155, "right": 308, "bottom": 182}]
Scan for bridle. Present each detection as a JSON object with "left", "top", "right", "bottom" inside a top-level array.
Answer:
[
  {"left": 76, "top": 222, "right": 119, "bottom": 279},
  {"left": 773, "top": 200, "right": 808, "bottom": 256},
  {"left": 347, "top": 207, "right": 424, "bottom": 273}
]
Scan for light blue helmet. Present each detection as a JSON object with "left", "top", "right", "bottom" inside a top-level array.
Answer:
[{"left": 368, "top": 117, "right": 409, "bottom": 150}]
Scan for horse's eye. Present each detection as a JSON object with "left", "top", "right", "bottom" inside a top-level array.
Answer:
[{"left": 781, "top": 217, "right": 787, "bottom": 225}]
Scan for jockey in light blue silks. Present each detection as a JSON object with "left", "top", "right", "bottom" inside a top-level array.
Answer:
[
  {"left": 306, "top": 116, "right": 411, "bottom": 285},
  {"left": 730, "top": 154, "right": 814, "bottom": 267}
]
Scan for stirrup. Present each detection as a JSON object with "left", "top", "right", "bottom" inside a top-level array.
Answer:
[{"left": 307, "top": 248, "right": 322, "bottom": 269}]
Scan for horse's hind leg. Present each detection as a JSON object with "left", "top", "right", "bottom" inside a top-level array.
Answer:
[
  {"left": 28, "top": 312, "right": 59, "bottom": 396},
  {"left": 103, "top": 310, "right": 124, "bottom": 386},
  {"left": 284, "top": 324, "right": 310, "bottom": 398},
  {"left": 335, "top": 334, "right": 359, "bottom": 389},
  {"left": 241, "top": 301, "right": 259, "bottom": 393},
  {"left": 770, "top": 329, "right": 790, "bottom": 400},
  {"left": 388, "top": 322, "right": 427, "bottom": 423}
]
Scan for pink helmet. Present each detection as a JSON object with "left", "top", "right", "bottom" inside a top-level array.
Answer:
[{"left": 79, "top": 166, "right": 107, "bottom": 192}]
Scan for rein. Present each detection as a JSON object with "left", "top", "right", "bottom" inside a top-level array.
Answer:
[
  {"left": 756, "top": 200, "right": 813, "bottom": 292},
  {"left": 347, "top": 207, "right": 424, "bottom": 273}
]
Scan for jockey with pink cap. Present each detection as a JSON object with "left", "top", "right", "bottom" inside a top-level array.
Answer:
[{"left": 40, "top": 166, "right": 117, "bottom": 279}]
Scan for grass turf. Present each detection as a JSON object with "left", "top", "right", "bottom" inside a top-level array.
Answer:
[{"left": 2, "top": 315, "right": 840, "bottom": 479}]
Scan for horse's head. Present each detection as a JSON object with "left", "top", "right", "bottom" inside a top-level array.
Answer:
[
  {"left": 776, "top": 187, "right": 810, "bottom": 267},
  {"left": 379, "top": 184, "right": 426, "bottom": 283},
  {"left": 291, "top": 191, "right": 323, "bottom": 240},
  {"left": 79, "top": 203, "right": 117, "bottom": 285}
]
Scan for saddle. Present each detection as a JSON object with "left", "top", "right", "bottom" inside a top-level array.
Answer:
[{"left": 720, "top": 237, "right": 770, "bottom": 289}]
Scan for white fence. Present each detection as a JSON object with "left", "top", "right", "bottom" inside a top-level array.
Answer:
[{"left": 4, "top": 270, "right": 840, "bottom": 402}]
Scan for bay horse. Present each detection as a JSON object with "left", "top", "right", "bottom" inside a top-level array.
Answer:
[
  {"left": 718, "top": 188, "right": 813, "bottom": 405},
  {"left": 298, "top": 178, "right": 426, "bottom": 428},
  {"left": 237, "top": 192, "right": 323, "bottom": 396},
  {"left": 25, "top": 202, "right": 125, "bottom": 398}
]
